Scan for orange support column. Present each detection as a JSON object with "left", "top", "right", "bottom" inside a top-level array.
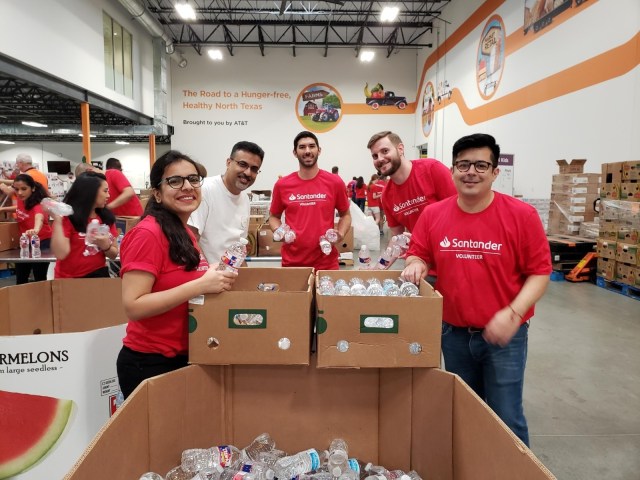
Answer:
[
  {"left": 148, "top": 134, "right": 156, "bottom": 169},
  {"left": 80, "top": 103, "right": 91, "bottom": 163}
]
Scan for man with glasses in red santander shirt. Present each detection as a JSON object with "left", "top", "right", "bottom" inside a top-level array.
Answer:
[
  {"left": 401, "top": 133, "right": 551, "bottom": 447},
  {"left": 188, "top": 141, "right": 264, "bottom": 264}
]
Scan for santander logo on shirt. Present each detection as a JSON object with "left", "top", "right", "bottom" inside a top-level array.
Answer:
[
  {"left": 439, "top": 236, "right": 503, "bottom": 260},
  {"left": 392, "top": 195, "right": 426, "bottom": 213},
  {"left": 288, "top": 192, "right": 328, "bottom": 206}
]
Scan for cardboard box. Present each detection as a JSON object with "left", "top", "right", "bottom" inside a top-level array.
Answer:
[
  {"left": 0, "top": 221, "right": 19, "bottom": 252},
  {"left": 551, "top": 183, "right": 599, "bottom": 195},
  {"left": 336, "top": 225, "right": 354, "bottom": 254},
  {"left": 115, "top": 216, "right": 141, "bottom": 236},
  {"left": 599, "top": 182, "right": 620, "bottom": 200},
  {"left": 622, "top": 161, "right": 640, "bottom": 181},
  {"left": 246, "top": 216, "right": 263, "bottom": 257},
  {"left": 1, "top": 278, "right": 127, "bottom": 480},
  {"left": 596, "top": 239, "right": 617, "bottom": 260},
  {"left": 598, "top": 220, "right": 618, "bottom": 240},
  {"left": 315, "top": 270, "right": 442, "bottom": 368},
  {"left": 601, "top": 162, "right": 624, "bottom": 184},
  {"left": 596, "top": 257, "right": 616, "bottom": 281},
  {"left": 64, "top": 362, "right": 555, "bottom": 480},
  {"left": 189, "top": 268, "right": 314, "bottom": 365},
  {"left": 615, "top": 242, "right": 639, "bottom": 266},
  {"left": 257, "top": 224, "right": 282, "bottom": 256},
  {"left": 617, "top": 227, "right": 639, "bottom": 245},
  {"left": 556, "top": 159, "right": 586, "bottom": 174},
  {"left": 615, "top": 262, "right": 639, "bottom": 286},
  {"left": 620, "top": 182, "right": 640, "bottom": 202},
  {"left": 552, "top": 173, "right": 601, "bottom": 185}
]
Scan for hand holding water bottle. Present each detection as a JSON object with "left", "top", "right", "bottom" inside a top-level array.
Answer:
[
  {"left": 200, "top": 267, "right": 238, "bottom": 294},
  {"left": 325, "top": 228, "right": 340, "bottom": 243},
  {"left": 41, "top": 197, "right": 73, "bottom": 216},
  {"left": 273, "top": 223, "right": 296, "bottom": 244}
]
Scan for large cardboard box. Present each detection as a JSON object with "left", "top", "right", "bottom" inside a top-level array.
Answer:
[
  {"left": 0, "top": 221, "right": 19, "bottom": 252},
  {"left": 257, "top": 224, "right": 282, "bottom": 256},
  {"left": 622, "top": 160, "right": 640, "bottom": 181},
  {"left": 246, "top": 215, "right": 263, "bottom": 257},
  {"left": 1, "top": 279, "right": 127, "bottom": 480},
  {"left": 315, "top": 270, "right": 442, "bottom": 368},
  {"left": 189, "top": 268, "right": 314, "bottom": 365},
  {"left": 64, "top": 362, "right": 556, "bottom": 480},
  {"left": 620, "top": 182, "right": 640, "bottom": 202},
  {"left": 601, "top": 162, "right": 624, "bottom": 184},
  {"left": 115, "top": 216, "right": 141, "bottom": 236}
]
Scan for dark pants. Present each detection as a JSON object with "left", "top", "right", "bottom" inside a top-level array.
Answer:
[
  {"left": 116, "top": 345, "right": 189, "bottom": 399},
  {"left": 83, "top": 266, "right": 110, "bottom": 278},
  {"left": 355, "top": 198, "right": 366, "bottom": 212},
  {"left": 15, "top": 238, "right": 51, "bottom": 284}
]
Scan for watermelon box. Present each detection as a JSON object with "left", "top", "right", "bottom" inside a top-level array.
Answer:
[
  {"left": 64, "top": 359, "right": 556, "bottom": 480},
  {"left": 0, "top": 279, "right": 127, "bottom": 480}
]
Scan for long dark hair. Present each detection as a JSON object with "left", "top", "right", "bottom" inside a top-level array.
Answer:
[
  {"left": 63, "top": 171, "right": 115, "bottom": 233},
  {"left": 356, "top": 176, "right": 365, "bottom": 188},
  {"left": 144, "top": 150, "right": 205, "bottom": 271},
  {"left": 14, "top": 174, "right": 49, "bottom": 211}
]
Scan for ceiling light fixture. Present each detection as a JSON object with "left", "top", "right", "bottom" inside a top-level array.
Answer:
[
  {"left": 360, "top": 50, "right": 375, "bottom": 62},
  {"left": 115, "top": 140, "right": 129, "bottom": 145},
  {"left": 78, "top": 133, "right": 97, "bottom": 138},
  {"left": 22, "top": 121, "right": 48, "bottom": 128},
  {"left": 175, "top": 2, "right": 196, "bottom": 20},
  {"left": 380, "top": 6, "right": 399, "bottom": 22},
  {"left": 207, "top": 49, "right": 223, "bottom": 60},
  {"left": 0, "top": 140, "right": 15, "bottom": 145}
]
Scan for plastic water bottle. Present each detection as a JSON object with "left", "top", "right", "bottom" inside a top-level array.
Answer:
[
  {"left": 390, "top": 234, "right": 409, "bottom": 249},
  {"left": 19, "top": 233, "right": 30, "bottom": 258},
  {"left": 30, "top": 234, "right": 41, "bottom": 258},
  {"left": 327, "top": 438, "right": 349, "bottom": 477},
  {"left": 41, "top": 197, "right": 74, "bottom": 216},
  {"left": 318, "top": 278, "right": 336, "bottom": 296},
  {"left": 399, "top": 282, "right": 420, "bottom": 297},
  {"left": 83, "top": 219, "right": 102, "bottom": 256},
  {"left": 358, "top": 245, "right": 371, "bottom": 267},
  {"left": 139, "top": 473, "right": 164, "bottom": 480},
  {"left": 319, "top": 235, "right": 332, "bottom": 255},
  {"left": 217, "top": 238, "right": 249, "bottom": 272},
  {"left": 273, "top": 448, "right": 321, "bottom": 479},
  {"left": 242, "top": 433, "right": 276, "bottom": 462},
  {"left": 346, "top": 459, "right": 374, "bottom": 480},
  {"left": 366, "top": 282, "right": 384, "bottom": 296},
  {"left": 272, "top": 224, "right": 288, "bottom": 242},
  {"left": 334, "top": 279, "right": 351, "bottom": 296},
  {"left": 325, "top": 228, "right": 339, "bottom": 243},
  {"left": 383, "top": 280, "right": 401, "bottom": 297},
  {"left": 375, "top": 247, "right": 394, "bottom": 270}
]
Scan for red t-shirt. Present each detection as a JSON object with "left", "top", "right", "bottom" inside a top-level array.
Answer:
[
  {"left": 381, "top": 159, "right": 456, "bottom": 232},
  {"left": 270, "top": 169, "right": 350, "bottom": 270},
  {"left": 354, "top": 185, "right": 367, "bottom": 200},
  {"left": 408, "top": 193, "right": 552, "bottom": 328},
  {"left": 105, "top": 169, "right": 143, "bottom": 216},
  {"left": 366, "top": 182, "right": 384, "bottom": 208},
  {"left": 15, "top": 198, "right": 52, "bottom": 240},
  {"left": 54, "top": 216, "right": 118, "bottom": 278},
  {"left": 120, "top": 216, "right": 209, "bottom": 357}
]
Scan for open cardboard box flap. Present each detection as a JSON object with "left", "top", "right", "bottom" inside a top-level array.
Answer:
[
  {"left": 65, "top": 359, "right": 555, "bottom": 480},
  {"left": 0, "top": 278, "right": 127, "bottom": 335}
]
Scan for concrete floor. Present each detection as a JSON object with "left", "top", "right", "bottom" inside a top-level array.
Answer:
[{"left": 2, "top": 255, "right": 639, "bottom": 479}]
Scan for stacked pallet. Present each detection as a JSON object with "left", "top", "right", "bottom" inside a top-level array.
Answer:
[{"left": 596, "top": 161, "right": 640, "bottom": 298}]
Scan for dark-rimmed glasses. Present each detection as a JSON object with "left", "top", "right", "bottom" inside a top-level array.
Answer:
[
  {"left": 231, "top": 158, "right": 261, "bottom": 175},
  {"left": 162, "top": 174, "right": 203, "bottom": 189},
  {"left": 454, "top": 160, "right": 493, "bottom": 173}
]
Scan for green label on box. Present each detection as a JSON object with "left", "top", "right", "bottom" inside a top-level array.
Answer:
[
  {"left": 359, "top": 314, "right": 398, "bottom": 333},
  {"left": 228, "top": 309, "right": 267, "bottom": 329}
]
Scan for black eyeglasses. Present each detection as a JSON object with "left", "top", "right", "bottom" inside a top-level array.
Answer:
[
  {"left": 162, "top": 174, "right": 203, "bottom": 189},
  {"left": 454, "top": 160, "right": 494, "bottom": 173},
  {"left": 231, "top": 158, "right": 261, "bottom": 174}
]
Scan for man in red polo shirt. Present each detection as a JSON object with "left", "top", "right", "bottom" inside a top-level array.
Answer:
[{"left": 104, "top": 158, "right": 143, "bottom": 216}]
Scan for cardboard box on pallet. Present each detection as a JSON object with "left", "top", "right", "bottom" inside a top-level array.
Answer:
[
  {"left": 622, "top": 161, "right": 640, "bottom": 181},
  {"left": 599, "top": 183, "right": 620, "bottom": 200},
  {"left": 615, "top": 262, "right": 639, "bottom": 287},
  {"left": 596, "top": 239, "right": 617, "bottom": 260},
  {"left": 64, "top": 361, "right": 556, "bottom": 480},
  {"left": 596, "top": 257, "right": 616, "bottom": 281},
  {"left": 615, "top": 242, "right": 639, "bottom": 266},
  {"left": 1, "top": 278, "right": 127, "bottom": 480},
  {"left": 556, "top": 159, "right": 586, "bottom": 174},
  {"left": 620, "top": 182, "right": 640, "bottom": 202},
  {"left": 0, "top": 221, "right": 19, "bottom": 252},
  {"left": 315, "top": 270, "right": 442, "bottom": 368},
  {"left": 601, "top": 162, "right": 625, "bottom": 184},
  {"left": 188, "top": 268, "right": 314, "bottom": 365}
]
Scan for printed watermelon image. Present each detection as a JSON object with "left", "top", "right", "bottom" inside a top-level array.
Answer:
[{"left": 0, "top": 390, "right": 73, "bottom": 479}]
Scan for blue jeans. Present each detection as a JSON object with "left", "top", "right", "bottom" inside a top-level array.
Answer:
[{"left": 441, "top": 322, "right": 530, "bottom": 446}]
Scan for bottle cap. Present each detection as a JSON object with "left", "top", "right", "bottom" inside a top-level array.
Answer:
[{"left": 240, "top": 237, "right": 249, "bottom": 245}]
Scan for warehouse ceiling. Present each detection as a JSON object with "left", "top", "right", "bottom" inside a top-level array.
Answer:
[
  {"left": 0, "top": 1, "right": 450, "bottom": 144},
  {"left": 145, "top": 0, "right": 450, "bottom": 57}
]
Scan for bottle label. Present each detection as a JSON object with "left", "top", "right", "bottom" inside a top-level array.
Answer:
[
  {"left": 221, "top": 254, "right": 241, "bottom": 268},
  {"left": 348, "top": 459, "right": 360, "bottom": 473},
  {"left": 217, "top": 445, "right": 234, "bottom": 467},
  {"left": 359, "top": 256, "right": 371, "bottom": 264},
  {"left": 306, "top": 449, "right": 320, "bottom": 471},
  {"left": 233, "top": 472, "right": 248, "bottom": 480}
]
